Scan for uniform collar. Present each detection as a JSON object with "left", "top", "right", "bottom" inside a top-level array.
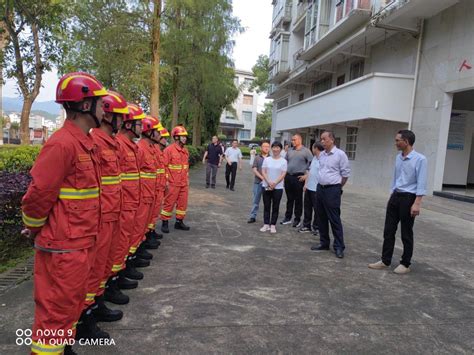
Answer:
[
  {"left": 173, "top": 142, "right": 184, "bottom": 151},
  {"left": 92, "top": 128, "right": 118, "bottom": 148},
  {"left": 117, "top": 132, "right": 138, "bottom": 152},
  {"left": 63, "top": 119, "right": 94, "bottom": 151}
]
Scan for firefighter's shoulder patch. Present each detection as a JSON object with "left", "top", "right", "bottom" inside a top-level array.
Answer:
[
  {"left": 102, "top": 149, "right": 114, "bottom": 156},
  {"left": 78, "top": 154, "right": 92, "bottom": 162}
]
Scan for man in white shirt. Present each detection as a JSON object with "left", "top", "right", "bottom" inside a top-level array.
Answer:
[{"left": 224, "top": 140, "right": 243, "bottom": 191}]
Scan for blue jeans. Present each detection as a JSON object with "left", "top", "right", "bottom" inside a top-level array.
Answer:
[{"left": 249, "top": 182, "right": 263, "bottom": 219}]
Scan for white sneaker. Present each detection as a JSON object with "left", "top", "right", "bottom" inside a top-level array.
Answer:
[
  {"left": 260, "top": 225, "right": 270, "bottom": 232},
  {"left": 393, "top": 264, "right": 411, "bottom": 274},
  {"left": 270, "top": 225, "right": 277, "bottom": 234},
  {"left": 368, "top": 261, "right": 389, "bottom": 270}
]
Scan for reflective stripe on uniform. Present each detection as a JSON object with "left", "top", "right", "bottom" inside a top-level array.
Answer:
[
  {"left": 22, "top": 212, "right": 47, "bottom": 228},
  {"left": 176, "top": 209, "right": 186, "bottom": 216},
  {"left": 168, "top": 164, "right": 183, "bottom": 170},
  {"left": 31, "top": 340, "right": 65, "bottom": 354},
  {"left": 121, "top": 173, "right": 140, "bottom": 181},
  {"left": 156, "top": 169, "right": 165, "bottom": 174},
  {"left": 85, "top": 293, "right": 96, "bottom": 302},
  {"left": 147, "top": 223, "right": 155, "bottom": 229},
  {"left": 129, "top": 246, "right": 137, "bottom": 254},
  {"left": 111, "top": 264, "right": 123, "bottom": 272},
  {"left": 160, "top": 210, "right": 172, "bottom": 217},
  {"left": 101, "top": 175, "right": 121, "bottom": 185},
  {"left": 72, "top": 321, "right": 78, "bottom": 330},
  {"left": 99, "top": 280, "right": 107, "bottom": 289},
  {"left": 140, "top": 171, "right": 157, "bottom": 179},
  {"left": 59, "top": 187, "right": 99, "bottom": 200}
]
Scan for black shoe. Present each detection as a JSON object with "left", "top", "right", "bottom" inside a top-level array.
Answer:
[
  {"left": 247, "top": 218, "right": 256, "bottom": 224},
  {"left": 122, "top": 262, "right": 144, "bottom": 280},
  {"left": 292, "top": 220, "right": 301, "bottom": 228},
  {"left": 311, "top": 244, "right": 330, "bottom": 251},
  {"left": 105, "top": 277, "right": 131, "bottom": 303},
  {"left": 117, "top": 273, "right": 139, "bottom": 289},
  {"left": 206, "top": 184, "right": 210, "bottom": 188},
  {"left": 136, "top": 244, "right": 154, "bottom": 260},
  {"left": 230, "top": 187, "right": 235, "bottom": 191},
  {"left": 142, "top": 232, "right": 159, "bottom": 250},
  {"left": 312, "top": 229, "right": 319, "bottom": 236},
  {"left": 92, "top": 295, "right": 123, "bottom": 322},
  {"left": 298, "top": 226, "right": 311, "bottom": 233},
  {"left": 76, "top": 309, "right": 110, "bottom": 341},
  {"left": 335, "top": 250, "right": 344, "bottom": 259},
  {"left": 64, "top": 345, "right": 77, "bottom": 355},
  {"left": 226, "top": 185, "right": 229, "bottom": 189},
  {"left": 161, "top": 220, "right": 170, "bottom": 234},
  {"left": 150, "top": 229, "right": 163, "bottom": 240},
  {"left": 131, "top": 256, "right": 150, "bottom": 268},
  {"left": 211, "top": 185, "right": 216, "bottom": 189},
  {"left": 280, "top": 218, "right": 292, "bottom": 225},
  {"left": 175, "top": 219, "right": 190, "bottom": 231}
]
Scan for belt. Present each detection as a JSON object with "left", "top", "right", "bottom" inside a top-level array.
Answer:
[
  {"left": 394, "top": 190, "right": 416, "bottom": 196},
  {"left": 318, "top": 183, "right": 341, "bottom": 189},
  {"left": 288, "top": 173, "right": 305, "bottom": 177}
]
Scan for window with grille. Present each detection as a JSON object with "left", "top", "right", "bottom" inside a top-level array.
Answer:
[
  {"left": 346, "top": 127, "right": 358, "bottom": 160},
  {"left": 311, "top": 76, "right": 332, "bottom": 96},
  {"left": 276, "top": 97, "right": 289, "bottom": 110},
  {"left": 239, "top": 130, "right": 251, "bottom": 139},
  {"left": 350, "top": 60, "right": 364, "bottom": 80},
  {"left": 243, "top": 95, "right": 254, "bottom": 105},
  {"left": 242, "top": 111, "right": 253, "bottom": 122}
]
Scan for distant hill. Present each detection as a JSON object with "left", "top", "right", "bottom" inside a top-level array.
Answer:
[{"left": 2, "top": 97, "right": 60, "bottom": 116}]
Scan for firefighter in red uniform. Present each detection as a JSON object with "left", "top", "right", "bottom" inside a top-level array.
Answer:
[
  {"left": 22, "top": 72, "right": 107, "bottom": 355},
  {"left": 130, "top": 116, "right": 161, "bottom": 263},
  {"left": 146, "top": 125, "right": 169, "bottom": 244},
  {"left": 81, "top": 91, "right": 128, "bottom": 328},
  {"left": 160, "top": 125, "right": 191, "bottom": 233},
  {"left": 113, "top": 104, "right": 145, "bottom": 288}
]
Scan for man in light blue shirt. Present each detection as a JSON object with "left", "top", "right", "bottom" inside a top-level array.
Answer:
[
  {"left": 299, "top": 142, "right": 324, "bottom": 234},
  {"left": 369, "top": 130, "right": 427, "bottom": 275}
]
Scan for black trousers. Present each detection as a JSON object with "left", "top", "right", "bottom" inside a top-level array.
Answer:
[
  {"left": 263, "top": 189, "right": 284, "bottom": 226},
  {"left": 225, "top": 162, "right": 237, "bottom": 188},
  {"left": 284, "top": 174, "right": 305, "bottom": 222},
  {"left": 302, "top": 189, "right": 318, "bottom": 229},
  {"left": 382, "top": 192, "right": 417, "bottom": 267},
  {"left": 316, "top": 184, "right": 344, "bottom": 251}
]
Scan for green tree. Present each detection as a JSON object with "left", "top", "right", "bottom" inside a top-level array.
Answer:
[
  {"left": 1, "top": 0, "right": 65, "bottom": 144},
  {"left": 255, "top": 102, "right": 272, "bottom": 140},
  {"left": 250, "top": 54, "right": 270, "bottom": 94}
]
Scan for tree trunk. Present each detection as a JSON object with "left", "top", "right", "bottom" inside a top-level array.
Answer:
[
  {"left": 150, "top": 0, "right": 161, "bottom": 117},
  {"left": 192, "top": 103, "right": 202, "bottom": 147},
  {"left": 171, "top": 65, "right": 179, "bottom": 128},
  {"left": 20, "top": 97, "right": 33, "bottom": 145}
]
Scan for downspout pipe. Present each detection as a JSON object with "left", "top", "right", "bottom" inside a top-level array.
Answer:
[{"left": 408, "top": 18, "right": 424, "bottom": 130}]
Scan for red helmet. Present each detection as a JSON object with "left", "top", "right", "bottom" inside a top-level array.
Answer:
[
  {"left": 171, "top": 125, "right": 188, "bottom": 137},
  {"left": 102, "top": 91, "right": 129, "bottom": 115},
  {"left": 142, "top": 116, "right": 159, "bottom": 134},
  {"left": 159, "top": 127, "right": 170, "bottom": 137},
  {"left": 56, "top": 72, "right": 107, "bottom": 103},
  {"left": 124, "top": 103, "right": 146, "bottom": 122}
]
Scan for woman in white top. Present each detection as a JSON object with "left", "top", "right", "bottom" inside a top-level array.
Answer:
[{"left": 260, "top": 141, "right": 288, "bottom": 234}]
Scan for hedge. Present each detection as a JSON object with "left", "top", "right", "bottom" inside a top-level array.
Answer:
[{"left": 0, "top": 145, "right": 42, "bottom": 172}]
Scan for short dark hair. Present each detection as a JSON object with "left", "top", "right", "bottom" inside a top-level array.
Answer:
[
  {"left": 261, "top": 140, "right": 270, "bottom": 146},
  {"left": 271, "top": 141, "right": 283, "bottom": 149},
  {"left": 312, "top": 141, "right": 324, "bottom": 152},
  {"left": 398, "top": 130, "right": 416, "bottom": 145},
  {"left": 232, "top": 139, "right": 238, "bottom": 143},
  {"left": 321, "top": 130, "right": 335, "bottom": 140}
]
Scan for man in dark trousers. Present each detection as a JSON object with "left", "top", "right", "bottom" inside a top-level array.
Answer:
[
  {"left": 224, "top": 140, "right": 243, "bottom": 191},
  {"left": 311, "top": 131, "right": 350, "bottom": 259},
  {"left": 369, "top": 130, "right": 427, "bottom": 274},
  {"left": 202, "top": 136, "right": 224, "bottom": 188},
  {"left": 280, "top": 134, "right": 313, "bottom": 227}
]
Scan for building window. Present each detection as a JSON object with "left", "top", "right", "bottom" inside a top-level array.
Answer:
[
  {"left": 243, "top": 94, "right": 254, "bottom": 105},
  {"left": 350, "top": 60, "right": 365, "bottom": 81},
  {"left": 299, "top": 93, "right": 305, "bottom": 101},
  {"left": 242, "top": 111, "right": 253, "bottom": 122},
  {"left": 304, "top": 0, "right": 319, "bottom": 50},
  {"left": 346, "top": 127, "right": 358, "bottom": 160},
  {"left": 311, "top": 76, "right": 332, "bottom": 96},
  {"left": 244, "top": 78, "right": 254, "bottom": 87},
  {"left": 276, "top": 97, "right": 289, "bottom": 110},
  {"left": 337, "top": 74, "right": 345, "bottom": 86},
  {"left": 239, "top": 129, "right": 251, "bottom": 140}
]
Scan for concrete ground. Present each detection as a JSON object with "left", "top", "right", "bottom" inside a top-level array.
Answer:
[{"left": 1, "top": 163, "right": 473, "bottom": 354}]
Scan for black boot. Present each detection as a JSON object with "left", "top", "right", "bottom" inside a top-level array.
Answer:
[
  {"left": 161, "top": 220, "right": 169, "bottom": 234},
  {"left": 75, "top": 309, "right": 110, "bottom": 341},
  {"left": 130, "top": 255, "right": 150, "bottom": 268},
  {"left": 117, "top": 273, "right": 139, "bottom": 289},
  {"left": 104, "top": 276, "right": 130, "bottom": 304},
  {"left": 136, "top": 243, "right": 154, "bottom": 260},
  {"left": 121, "top": 260, "right": 144, "bottom": 280},
  {"left": 152, "top": 230, "right": 163, "bottom": 240},
  {"left": 175, "top": 219, "right": 190, "bottom": 231},
  {"left": 142, "top": 231, "right": 160, "bottom": 250},
  {"left": 92, "top": 295, "right": 123, "bottom": 322},
  {"left": 64, "top": 345, "right": 77, "bottom": 355}
]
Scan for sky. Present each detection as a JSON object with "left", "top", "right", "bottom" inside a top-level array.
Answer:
[{"left": 2, "top": 0, "right": 273, "bottom": 107}]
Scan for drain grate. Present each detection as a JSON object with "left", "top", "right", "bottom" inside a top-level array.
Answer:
[{"left": 0, "top": 258, "right": 34, "bottom": 295}]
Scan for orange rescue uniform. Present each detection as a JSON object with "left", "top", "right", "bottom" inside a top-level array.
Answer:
[
  {"left": 22, "top": 120, "right": 101, "bottom": 354},
  {"left": 148, "top": 145, "right": 166, "bottom": 230},
  {"left": 160, "top": 142, "right": 189, "bottom": 221}
]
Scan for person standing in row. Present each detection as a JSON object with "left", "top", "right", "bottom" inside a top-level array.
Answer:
[
  {"left": 311, "top": 131, "right": 350, "bottom": 259},
  {"left": 224, "top": 140, "right": 243, "bottom": 191},
  {"left": 202, "top": 136, "right": 224, "bottom": 189},
  {"left": 281, "top": 134, "right": 313, "bottom": 227},
  {"left": 369, "top": 130, "right": 427, "bottom": 274},
  {"left": 260, "top": 142, "right": 288, "bottom": 234},
  {"left": 299, "top": 142, "right": 324, "bottom": 234},
  {"left": 247, "top": 140, "right": 270, "bottom": 224}
]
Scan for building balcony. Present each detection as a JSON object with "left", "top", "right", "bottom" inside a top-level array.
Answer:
[
  {"left": 269, "top": 60, "right": 290, "bottom": 84},
  {"left": 299, "top": 0, "right": 371, "bottom": 61},
  {"left": 292, "top": 1, "right": 308, "bottom": 32},
  {"left": 274, "top": 72, "right": 414, "bottom": 132},
  {"left": 272, "top": 2, "right": 292, "bottom": 31}
]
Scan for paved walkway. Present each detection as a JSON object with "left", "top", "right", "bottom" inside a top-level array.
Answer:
[{"left": 1, "top": 163, "right": 474, "bottom": 354}]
